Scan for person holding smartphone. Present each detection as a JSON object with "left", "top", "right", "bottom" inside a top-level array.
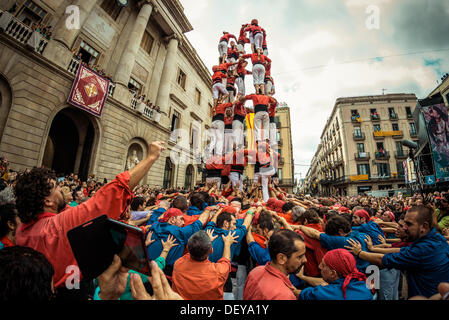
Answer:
[{"left": 13, "top": 141, "right": 166, "bottom": 299}]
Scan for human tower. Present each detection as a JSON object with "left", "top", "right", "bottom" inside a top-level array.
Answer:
[{"left": 205, "top": 19, "right": 280, "bottom": 203}]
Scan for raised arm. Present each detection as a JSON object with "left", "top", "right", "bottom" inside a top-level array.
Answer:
[
  {"left": 129, "top": 142, "right": 165, "bottom": 190},
  {"left": 298, "top": 225, "right": 322, "bottom": 240}
]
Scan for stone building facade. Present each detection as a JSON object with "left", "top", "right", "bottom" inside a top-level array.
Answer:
[
  {"left": 304, "top": 93, "right": 419, "bottom": 196},
  {"left": 0, "top": 0, "right": 212, "bottom": 189}
]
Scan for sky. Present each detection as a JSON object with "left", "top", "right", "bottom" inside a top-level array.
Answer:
[{"left": 180, "top": 0, "right": 449, "bottom": 182}]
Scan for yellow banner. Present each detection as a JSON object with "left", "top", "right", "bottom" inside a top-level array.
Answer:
[
  {"left": 246, "top": 113, "right": 257, "bottom": 153},
  {"left": 350, "top": 174, "right": 369, "bottom": 181},
  {"left": 374, "top": 130, "right": 403, "bottom": 137}
]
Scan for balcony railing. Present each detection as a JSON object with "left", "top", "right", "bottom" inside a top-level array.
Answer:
[
  {"left": 389, "top": 113, "right": 398, "bottom": 120},
  {"left": 0, "top": 10, "right": 48, "bottom": 54},
  {"left": 375, "top": 151, "right": 390, "bottom": 160},
  {"left": 395, "top": 150, "right": 408, "bottom": 159},
  {"left": 409, "top": 130, "right": 418, "bottom": 138},
  {"left": 355, "top": 152, "right": 370, "bottom": 161},
  {"left": 371, "top": 114, "right": 381, "bottom": 121},
  {"left": 131, "top": 98, "right": 161, "bottom": 122},
  {"left": 353, "top": 132, "right": 365, "bottom": 141}
]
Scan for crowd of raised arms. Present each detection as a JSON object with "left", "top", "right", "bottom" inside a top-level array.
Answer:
[{"left": 1, "top": 18, "right": 449, "bottom": 302}]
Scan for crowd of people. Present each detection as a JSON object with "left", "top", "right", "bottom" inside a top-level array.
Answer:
[
  {"left": 1, "top": 17, "right": 449, "bottom": 302},
  {"left": 1, "top": 145, "right": 449, "bottom": 301}
]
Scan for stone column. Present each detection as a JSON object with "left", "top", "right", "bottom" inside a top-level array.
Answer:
[
  {"left": 112, "top": 1, "right": 153, "bottom": 106},
  {"left": 155, "top": 36, "right": 179, "bottom": 116},
  {"left": 43, "top": 0, "right": 98, "bottom": 69}
]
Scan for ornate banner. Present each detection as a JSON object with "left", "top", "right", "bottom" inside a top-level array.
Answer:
[{"left": 68, "top": 64, "right": 109, "bottom": 117}]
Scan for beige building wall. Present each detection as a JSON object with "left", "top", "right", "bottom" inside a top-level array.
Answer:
[
  {"left": 305, "top": 94, "right": 418, "bottom": 196},
  {"left": 0, "top": 0, "right": 212, "bottom": 189}
]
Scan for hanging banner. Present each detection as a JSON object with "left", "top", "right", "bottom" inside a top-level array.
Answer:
[
  {"left": 68, "top": 64, "right": 109, "bottom": 118},
  {"left": 421, "top": 102, "right": 449, "bottom": 182},
  {"left": 246, "top": 113, "right": 257, "bottom": 162}
]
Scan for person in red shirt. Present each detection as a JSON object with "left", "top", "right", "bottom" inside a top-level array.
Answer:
[
  {"left": 240, "top": 52, "right": 271, "bottom": 94},
  {"left": 225, "top": 71, "right": 236, "bottom": 102},
  {"left": 218, "top": 32, "right": 237, "bottom": 64},
  {"left": 243, "top": 229, "right": 307, "bottom": 300},
  {"left": 226, "top": 42, "right": 240, "bottom": 76},
  {"left": 208, "top": 101, "right": 237, "bottom": 157},
  {"left": 264, "top": 61, "right": 275, "bottom": 96},
  {"left": 223, "top": 105, "right": 235, "bottom": 156},
  {"left": 253, "top": 142, "right": 278, "bottom": 202},
  {"left": 243, "top": 94, "right": 277, "bottom": 143},
  {"left": 232, "top": 99, "right": 252, "bottom": 149},
  {"left": 13, "top": 141, "right": 166, "bottom": 297},
  {"left": 212, "top": 62, "right": 237, "bottom": 107},
  {"left": 268, "top": 99, "right": 278, "bottom": 147},
  {"left": 244, "top": 19, "right": 266, "bottom": 55},
  {"left": 205, "top": 155, "right": 225, "bottom": 190},
  {"left": 227, "top": 147, "right": 249, "bottom": 191},
  {"left": 235, "top": 60, "right": 252, "bottom": 97},
  {"left": 262, "top": 29, "right": 269, "bottom": 56},
  {"left": 237, "top": 24, "right": 250, "bottom": 53}
]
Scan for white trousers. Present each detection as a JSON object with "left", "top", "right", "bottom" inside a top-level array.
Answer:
[
  {"left": 254, "top": 33, "right": 264, "bottom": 50},
  {"left": 230, "top": 172, "right": 243, "bottom": 191},
  {"left": 212, "top": 82, "right": 228, "bottom": 100},
  {"left": 209, "top": 120, "right": 225, "bottom": 156},
  {"left": 235, "top": 76, "right": 245, "bottom": 96},
  {"left": 252, "top": 64, "right": 266, "bottom": 85},
  {"left": 254, "top": 111, "right": 270, "bottom": 142},
  {"left": 232, "top": 120, "right": 245, "bottom": 148},
  {"left": 218, "top": 40, "right": 228, "bottom": 57},
  {"left": 254, "top": 167, "right": 276, "bottom": 202}
]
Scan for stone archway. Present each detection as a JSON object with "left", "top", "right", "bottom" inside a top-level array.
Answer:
[
  {"left": 0, "top": 73, "right": 12, "bottom": 140},
  {"left": 42, "top": 107, "right": 98, "bottom": 180}
]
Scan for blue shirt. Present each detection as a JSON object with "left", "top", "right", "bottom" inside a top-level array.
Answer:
[
  {"left": 186, "top": 206, "right": 203, "bottom": 216},
  {"left": 248, "top": 241, "right": 270, "bottom": 266},
  {"left": 146, "top": 208, "right": 167, "bottom": 226},
  {"left": 320, "top": 231, "right": 370, "bottom": 273},
  {"left": 131, "top": 210, "right": 150, "bottom": 221},
  {"left": 205, "top": 220, "right": 247, "bottom": 263},
  {"left": 352, "top": 221, "right": 385, "bottom": 245},
  {"left": 382, "top": 228, "right": 449, "bottom": 298},
  {"left": 299, "top": 278, "right": 373, "bottom": 300},
  {"left": 147, "top": 220, "right": 203, "bottom": 266},
  {"left": 0, "top": 242, "right": 4, "bottom": 250}
]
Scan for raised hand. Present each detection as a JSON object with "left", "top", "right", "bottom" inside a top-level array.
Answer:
[
  {"left": 344, "top": 238, "right": 362, "bottom": 256},
  {"left": 206, "top": 229, "right": 218, "bottom": 242},
  {"left": 145, "top": 231, "right": 155, "bottom": 247},
  {"left": 161, "top": 234, "right": 179, "bottom": 251}
]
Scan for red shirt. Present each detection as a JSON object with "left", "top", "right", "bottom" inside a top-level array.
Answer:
[
  {"left": 296, "top": 230, "right": 328, "bottom": 277},
  {"left": 227, "top": 46, "right": 239, "bottom": 59},
  {"left": 244, "top": 25, "right": 264, "bottom": 35},
  {"left": 206, "top": 155, "right": 225, "bottom": 170},
  {"left": 265, "top": 62, "right": 272, "bottom": 77},
  {"left": 15, "top": 172, "right": 133, "bottom": 288},
  {"left": 214, "top": 102, "right": 233, "bottom": 116},
  {"left": 241, "top": 53, "right": 271, "bottom": 65},
  {"left": 244, "top": 263, "right": 297, "bottom": 300},
  {"left": 238, "top": 26, "right": 250, "bottom": 43},
  {"left": 245, "top": 94, "right": 276, "bottom": 107},
  {"left": 234, "top": 101, "right": 247, "bottom": 117},
  {"left": 224, "top": 115, "right": 233, "bottom": 126},
  {"left": 220, "top": 33, "right": 237, "bottom": 43},
  {"left": 268, "top": 102, "right": 277, "bottom": 118}
]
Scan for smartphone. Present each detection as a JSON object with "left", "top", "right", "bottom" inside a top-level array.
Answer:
[
  {"left": 108, "top": 218, "right": 151, "bottom": 277},
  {"left": 67, "top": 215, "right": 151, "bottom": 280}
]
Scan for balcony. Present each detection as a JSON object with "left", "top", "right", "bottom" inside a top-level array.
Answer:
[
  {"left": 277, "top": 138, "right": 283, "bottom": 146},
  {"left": 373, "top": 131, "right": 385, "bottom": 140},
  {"left": 371, "top": 114, "right": 381, "bottom": 122},
  {"left": 395, "top": 150, "right": 408, "bottom": 159},
  {"left": 279, "top": 157, "right": 285, "bottom": 165},
  {"left": 375, "top": 151, "right": 390, "bottom": 160},
  {"left": 355, "top": 152, "right": 370, "bottom": 161},
  {"left": 409, "top": 130, "right": 418, "bottom": 138},
  {"left": 407, "top": 113, "right": 414, "bottom": 119},
  {"left": 389, "top": 113, "right": 398, "bottom": 121},
  {"left": 351, "top": 115, "right": 362, "bottom": 123},
  {"left": 131, "top": 98, "right": 162, "bottom": 123},
  {"left": 0, "top": 10, "right": 49, "bottom": 55},
  {"left": 353, "top": 132, "right": 365, "bottom": 141}
]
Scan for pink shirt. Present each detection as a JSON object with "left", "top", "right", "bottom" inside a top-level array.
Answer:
[{"left": 243, "top": 263, "right": 297, "bottom": 300}]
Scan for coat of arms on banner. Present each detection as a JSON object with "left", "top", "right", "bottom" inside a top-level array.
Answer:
[{"left": 68, "top": 64, "right": 109, "bottom": 117}]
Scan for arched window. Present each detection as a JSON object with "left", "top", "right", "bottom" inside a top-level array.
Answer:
[{"left": 184, "top": 165, "right": 194, "bottom": 190}]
